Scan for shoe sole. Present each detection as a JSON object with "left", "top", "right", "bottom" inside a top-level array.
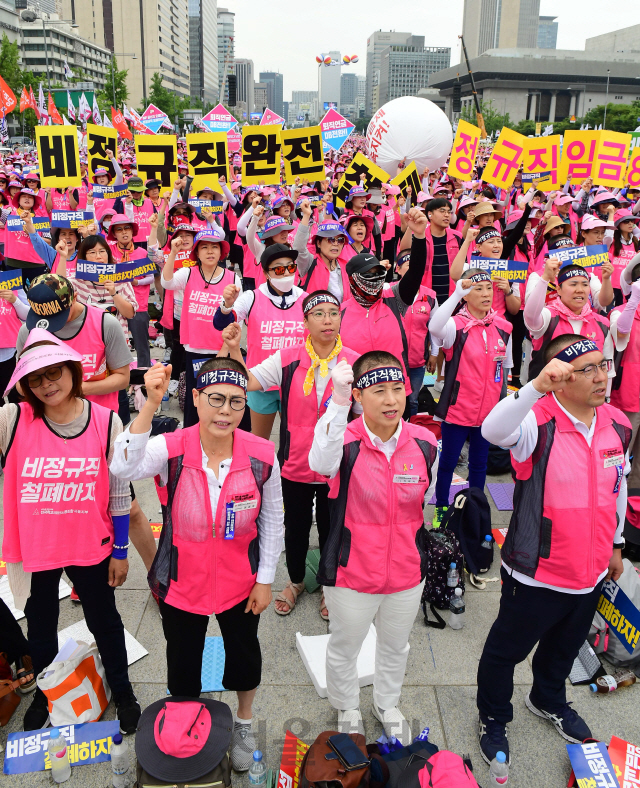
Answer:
[
  {"left": 18, "top": 681, "right": 37, "bottom": 695},
  {"left": 524, "top": 693, "right": 582, "bottom": 743},
  {"left": 371, "top": 704, "right": 409, "bottom": 746}
]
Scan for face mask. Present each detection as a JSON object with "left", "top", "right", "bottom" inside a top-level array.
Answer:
[
  {"left": 270, "top": 274, "right": 295, "bottom": 293},
  {"left": 103, "top": 220, "right": 111, "bottom": 230}
]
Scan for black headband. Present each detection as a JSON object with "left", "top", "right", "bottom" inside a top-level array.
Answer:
[
  {"left": 554, "top": 339, "right": 599, "bottom": 363},
  {"left": 196, "top": 368, "right": 247, "bottom": 391},
  {"left": 476, "top": 228, "right": 502, "bottom": 245},
  {"left": 354, "top": 366, "right": 405, "bottom": 389},
  {"left": 303, "top": 293, "right": 340, "bottom": 314}
]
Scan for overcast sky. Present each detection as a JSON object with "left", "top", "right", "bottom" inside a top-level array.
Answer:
[{"left": 222, "top": 1, "right": 638, "bottom": 102}]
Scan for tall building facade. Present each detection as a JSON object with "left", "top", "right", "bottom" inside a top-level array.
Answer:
[
  {"left": 189, "top": 0, "right": 218, "bottom": 106},
  {"left": 461, "top": 0, "right": 540, "bottom": 59},
  {"left": 234, "top": 58, "right": 254, "bottom": 116},
  {"left": 378, "top": 40, "right": 451, "bottom": 106},
  {"left": 365, "top": 31, "right": 412, "bottom": 115},
  {"left": 340, "top": 72, "right": 358, "bottom": 118},
  {"left": 254, "top": 82, "right": 267, "bottom": 114},
  {"left": 217, "top": 7, "right": 234, "bottom": 103},
  {"left": 319, "top": 51, "right": 341, "bottom": 110},
  {"left": 259, "top": 72, "right": 283, "bottom": 117},
  {"left": 537, "top": 16, "right": 557, "bottom": 49}
]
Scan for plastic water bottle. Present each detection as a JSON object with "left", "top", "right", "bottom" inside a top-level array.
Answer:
[
  {"left": 447, "top": 562, "right": 459, "bottom": 587},
  {"left": 248, "top": 750, "right": 267, "bottom": 786},
  {"left": 481, "top": 535, "right": 493, "bottom": 549},
  {"left": 489, "top": 751, "right": 509, "bottom": 785},
  {"left": 110, "top": 733, "right": 131, "bottom": 788},
  {"left": 47, "top": 728, "right": 71, "bottom": 784},
  {"left": 161, "top": 390, "right": 170, "bottom": 411},
  {"left": 448, "top": 587, "right": 465, "bottom": 629}
]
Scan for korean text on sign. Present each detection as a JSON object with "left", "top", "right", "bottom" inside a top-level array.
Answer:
[
  {"left": 86, "top": 124, "right": 118, "bottom": 180},
  {"left": 447, "top": 120, "right": 481, "bottom": 181},
  {"left": 482, "top": 128, "right": 527, "bottom": 190},
  {"left": 281, "top": 127, "right": 325, "bottom": 184},
  {"left": 135, "top": 135, "right": 179, "bottom": 188},
  {"left": 241, "top": 125, "right": 282, "bottom": 187},
  {"left": 186, "top": 131, "right": 230, "bottom": 192},
  {"left": 35, "top": 126, "right": 81, "bottom": 189}
]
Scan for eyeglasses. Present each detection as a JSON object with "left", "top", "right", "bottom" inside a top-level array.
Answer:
[
  {"left": 307, "top": 309, "right": 340, "bottom": 320},
  {"left": 200, "top": 391, "right": 247, "bottom": 411},
  {"left": 324, "top": 236, "right": 346, "bottom": 245},
  {"left": 436, "top": 209, "right": 452, "bottom": 216},
  {"left": 573, "top": 359, "right": 613, "bottom": 379},
  {"left": 27, "top": 365, "right": 64, "bottom": 389},
  {"left": 269, "top": 262, "right": 297, "bottom": 276}
]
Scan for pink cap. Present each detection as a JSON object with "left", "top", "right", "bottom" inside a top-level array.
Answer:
[
  {"left": 591, "top": 190, "right": 618, "bottom": 206},
  {"left": 458, "top": 195, "right": 478, "bottom": 210},
  {"left": 382, "top": 183, "right": 402, "bottom": 196},
  {"left": 417, "top": 191, "right": 430, "bottom": 203},
  {"left": 5, "top": 329, "right": 83, "bottom": 395},
  {"left": 554, "top": 194, "right": 573, "bottom": 206},
  {"left": 581, "top": 214, "right": 613, "bottom": 231}
]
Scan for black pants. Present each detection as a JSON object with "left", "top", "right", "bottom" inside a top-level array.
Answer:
[
  {"left": 507, "top": 310, "right": 526, "bottom": 378},
  {"left": 282, "top": 478, "right": 330, "bottom": 584},
  {"left": 477, "top": 567, "right": 603, "bottom": 724},
  {"left": 170, "top": 317, "right": 186, "bottom": 382},
  {"left": 24, "top": 556, "right": 131, "bottom": 698},
  {"left": 0, "top": 597, "right": 29, "bottom": 665},
  {"left": 159, "top": 597, "right": 261, "bottom": 697},
  {"left": 0, "top": 354, "right": 21, "bottom": 404}
]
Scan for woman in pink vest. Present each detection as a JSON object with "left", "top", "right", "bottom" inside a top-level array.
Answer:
[
  {"left": 213, "top": 244, "right": 306, "bottom": 440},
  {"left": 609, "top": 209, "right": 640, "bottom": 306},
  {"left": 114, "top": 176, "right": 155, "bottom": 249},
  {"left": 532, "top": 213, "right": 571, "bottom": 274},
  {"left": 1, "top": 329, "right": 140, "bottom": 734},
  {"left": 340, "top": 214, "right": 374, "bottom": 262},
  {"left": 552, "top": 193, "right": 579, "bottom": 240},
  {"left": 111, "top": 358, "right": 283, "bottom": 772},
  {"left": 293, "top": 208, "right": 351, "bottom": 301},
  {"left": 45, "top": 186, "right": 79, "bottom": 212},
  {"left": 308, "top": 350, "right": 438, "bottom": 743},
  {"left": 162, "top": 227, "right": 240, "bottom": 428}
]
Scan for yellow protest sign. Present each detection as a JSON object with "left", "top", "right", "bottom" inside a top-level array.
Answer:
[
  {"left": 241, "top": 124, "right": 282, "bottom": 187},
  {"left": 334, "top": 151, "right": 389, "bottom": 207},
  {"left": 86, "top": 123, "right": 118, "bottom": 183},
  {"left": 523, "top": 135, "right": 561, "bottom": 192},
  {"left": 482, "top": 128, "right": 527, "bottom": 190},
  {"left": 134, "top": 134, "right": 179, "bottom": 188},
  {"left": 35, "top": 126, "right": 81, "bottom": 188},
  {"left": 391, "top": 161, "right": 422, "bottom": 206},
  {"left": 281, "top": 126, "right": 325, "bottom": 184},
  {"left": 558, "top": 130, "right": 600, "bottom": 185},
  {"left": 448, "top": 120, "right": 481, "bottom": 181},
  {"left": 186, "top": 132, "right": 230, "bottom": 193},
  {"left": 626, "top": 146, "right": 640, "bottom": 190},
  {"left": 593, "top": 131, "right": 631, "bottom": 188}
]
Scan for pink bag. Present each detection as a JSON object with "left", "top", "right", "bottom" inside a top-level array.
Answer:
[{"left": 418, "top": 752, "right": 480, "bottom": 787}]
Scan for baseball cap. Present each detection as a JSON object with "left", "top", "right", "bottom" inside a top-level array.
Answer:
[
  {"left": 346, "top": 252, "right": 381, "bottom": 277},
  {"left": 25, "top": 273, "right": 75, "bottom": 332},
  {"left": 261, "top": 243, "right": 298, "bottom": 268},
  {"left": 126, "top": 175, "right": 144, "bottom": 192}
]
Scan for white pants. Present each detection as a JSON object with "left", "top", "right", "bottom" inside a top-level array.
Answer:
[{"left": 323, "top": 582, "right": 424, "bottom": 711}]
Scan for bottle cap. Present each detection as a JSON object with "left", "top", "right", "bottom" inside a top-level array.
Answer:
[
  {"left": 449, "top": 562, "right": 456, "bottom": 569},
  {"left": 589, "top": 684, "right": 597, "bottom": 692},
  {"left": 253, "top": 750, "right": 263, "bottom": 761},
  {"left": 455, "top": 588, "right": 462, "bottom": 596},
  {"left": 496, "top": 752, "right": 506, "bottom": 763},
  {"left": 485, "top": 535, "right": 492, "bottom": 541},
  {"left": 113, "top": 733, "right": 123, "bottom": 745},
  {"left": 50, "top": 728, "right": 59, "bottom": 738}
]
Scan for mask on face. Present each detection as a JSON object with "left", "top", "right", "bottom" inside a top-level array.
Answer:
[
  {"left": 349, "top": 270, "right": 386, "bottom": 308},
  {"left": 270, "top": 274, "right": 295, "bottom": 293},
  {"left": 102, "top": 220, "right": 111, "bottom": 230}
]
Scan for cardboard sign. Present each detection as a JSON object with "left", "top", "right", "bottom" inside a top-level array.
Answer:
[
  {"left": 186, "top": 131, "right": 230, "bottom": 192},
  {"left": 277, "top": 730, "right": 310, "bottom": 788},
  {"left": 227, "top": 130, "right": 242, "bottom": 153},
  {"left": 566, "top": 741, "right": 620, "bottom": 788},
  {"left": 523, "top": 135, "right": 561, "bottom": 191},
  {"left": 483, "top": 128, "right": 527, "bottom": 190},
  {"left": 334, "top": 151, "right": 390, "bottom": 207},
  {"left": 201, "top": 104, "right": 237, "bottom": 133},
  {"left": 140, "top": 103, "right": 169, "bottom": 134},
  {"left": 75, "top": 259, "right": 157, "bottom": 283},
  {"left": 281, "top": 126, "right": 325, "bottom": 184},
  {"left": 0, "top": 270, "right": 24, "bottom": 291},
  {"left": 5, "top": 214, "right": 49, "bottom": 233},
  {"left": 89, "top": 184, "right": 129, "bottom": 199},
  {"left": 559, "top": 131, "right": 601, "bottom": 185},
  {"left": 320, "top": 108, "right": 354, "bottom": 152},
  {"left": 472, "top": 257, "right": 529, "bottom": 283},
  {"left": 188, "top": 199, "right": 224, "bottom": 214},
  {"left": 593, "top": 131, "right": 631, "bottom": 188},
  {"left": 135, "top": 135, "right": 179, "bottom": 188},
  {"left": 50, "top": 210, "right": 94, "bottom": 229},
  {"left": 596, "top": 577, "right": 640, "bottom": 654},
  {"left": 448, "top": 119, "right": 481, "bottom": 180},
  {"left": 608, "top": 735, "right": 640, "bottom": 787},
  {"left": 35, "top": 126, "right": 81, "bottom": 188},
  {"left": 391, "top": 161, "right": 422, "bottom": 206},
  {"left": 626, "top": 146, "right": 640, "bottom": 190},
  {"left": 86, "top": 124, "right": 117, "bottom": 181},
  {"left": 260, "top": 107, "right": 286, "bottom": 127},
  {"left": 241, "top": 125, "right": 282, "bottom": 187},
  {"left": 551, "top": 243, "right": 609, "bottom": 269}
]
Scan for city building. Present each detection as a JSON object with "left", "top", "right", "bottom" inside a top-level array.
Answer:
[
  {"left": 319, "top": 50, "right": 341, "bottom": 111},
  {"left": 378, "top": 38, "right": 450, "bottom": 107},
  {"left": 429, "top": 48, "right": 640, "bottom": 124},
  {"left": 366, "top": 31, "right": 412, "bottom": 115},
  {"left": 217, "top": 7, "right": 235, "bottom": 103},
  {"left": 461, "top": 0, "right": 540, "bottom": 59},
  {"left": 290, "top": 90, "right": 318, "bottom": 124},
  {"left": 0, "top": 0, "right": 20, "bottom": 48},
  {"left": 254, "top": 81, "right": 267, "bottom": 114},
  {"left": 340, "top": 71, "right": 358, "bottom": 118},
  {"left": 357, "top": 75, "right": 366, "bottom": 115},
  {"left": 259, "top": 71, "right": 284, "bottom": 117},
  {"left": 189, "top": 0, "right": 218, "bottom": 106},
  {"left": 586, "top": 25, "right": 640, "bottom": 54},
  {"left": 283, "top": 100, "right": 289, "bottom": 123},
  {"left": 234, "top": 58, "right": 254, "bottom": 117},
  {"left": 537, "top": 15, "right": 558, "bottom": 49}
]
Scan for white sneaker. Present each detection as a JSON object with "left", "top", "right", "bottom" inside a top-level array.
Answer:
[
  {"left": 230, "top": 721, "right": 256, "bottom": 772},
  {"left": 372, "top": 702, "right": 411, "bottom": 746},
  {"left": 337, "top": 708, "right": 364, "bottom": 736},
  {"left": 433, "top": 379, "right": 444, "bottom": 394},
  {"left": 168, "top": 379, "right": 179, "bottom": 395}
]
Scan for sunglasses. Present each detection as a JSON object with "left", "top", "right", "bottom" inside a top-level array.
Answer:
[
  {"left": 269, "top": 262, "right": 297, "bottom": 276},
  {"left": 27, "top": 365, "right": 64, "bottom": 389}
]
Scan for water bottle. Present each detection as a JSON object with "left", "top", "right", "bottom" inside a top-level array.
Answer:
[
  {"left": 590, "top": 669, "right": 637, "bottom": 694},
  {"left": 47, "top": 728, "right": 71, "bottom": 784},
  {"left": 481, "top": 535, "right": 493, "bottom": 549},
  {"left": 161, "top": 390, "right": 170, "bottom": 411},
  {"left": 446, "top": 562, "right": 459, "bottom": 587},
  {"left": 448, "top": 587, "right": 465, "bottom": 629},
  {"left": 110, "top": 733, "right": 131, "bottom": 788},
  {"left": 248, "top": 750, "right": 267, "bottom": 786},
  {"left": 489, "top": 751, "right": 509, "bottom": 786}
]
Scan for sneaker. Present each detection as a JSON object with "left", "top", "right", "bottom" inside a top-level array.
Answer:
[
  {"left": 432, "top": 506, "right": 448, "bottom": 529},
  {"left": 433, "top": 379, "right": 444, "bottom": 394},
  {"left": 337, "top": 708, "right": 364, "bottom": 736},
  {"left": 372, "top": 702, "right": 411, "bottom": 746},
  {"left": 525, "top": 692, "right": 591, "bottom": 743},
  {"left": 70, "top": 586, "right": 81, "bottom": 603},
  {"left": 168, "top": 379, "right": 179, "bottom": 396},
  {"left": 230, "top": 721, "right": 256, "bottom": 772},
  {"left": 163, "top": 348, "right": 172, "bottom": 363},
  {"left": 478, "top": 713, "right": 509, "bottom": 765},
  {"left": 114, "top": 688, "right": 141, "bottom": 735},
  {"left": 23, "top": 690, "right": 50, "bottom": 731}
]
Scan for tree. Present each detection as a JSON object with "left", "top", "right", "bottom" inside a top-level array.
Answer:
[
  {"left": 354, "top": 116, "right": 370, "bottom": 133},
  {"left": 0, "top": 33, "right": 22, "bottom": 95},
  {"left": 96, "top": 58, "right": 129, "bottom": 113},
  {"left": 461, "top": 100, "right": 514, "bottom": 136}
]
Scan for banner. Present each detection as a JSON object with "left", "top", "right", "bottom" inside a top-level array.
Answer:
[
  {"left": 320, "top": 108, "right": 354, "bottom": 152},
  {"left": 566, "top": 741, "right": 619, "bottom": 788},
  {"left": 227, "top": 130, "right": 242, "bottom": 153},
  {"left": 608, "top": 736, "right": 640, "bottom": 787},
  {"left": 51, "top": 210, "right": 95, "bottom": 229},
  {"left": 5, "top": 214, "right": 50, "bottom": 234},
  {"left": 188, "top": 198, "right": 224, "bottom": 214},
  {"left": 390, "top": 161, "right": 422, "bottom": 206},
  {"left": 86, "top": 124, "right": 117, "bottom": 181},
  {"left": 134, "top": 135, "right": 179, "bottom": 188},
  {"left": 550, "top": 243, "right": 609, "bottom": 269},
  {"left": 47, "top": 92, "right": 63, "bottom": 125},
  {"left": 0, "top": 270, "right": 24, "bottom": 291},
  {"left": 19, "top": 85, "right": 29, "bottom": 114},
  {"left": 75, "top": 259, "right": 157, "bottom": 283},
  {"left": 559, "top": 130, "right": 600, "bottom": 185},
  {"left": 447, "top": 120, "right": 481, "bottom": 180},
  {"left": 140, "top": 103, "right": 168, "bottom": 134},
  {"left": 596, "top": 577, "right": 640, "bottom": 654},
  {"left": 472, "top": 257, "right": 529, "bottom": 283},
  {"left": 35, "top": 126, "right": 81, "bottom": 188},
  {"left": 593, "top": 131, "right": 632, "bottom": 188},
  {"left": 3, "top": 721, "right": 119, "bottom": 775},
  {"left": 241, "top": 125, "right": 282, "bottom": 187},
  {"left": 334, "top": 151, "right": 390, "bottom": 207},
  {"left": 482, "top": 128, "right": 527, "bottom": 190},
  {"left": 627, "top": 146, "right": 640, "bottom": 190},
  {"left": 89, "top": 184, "right": 129, "bottom": 199},
  {"left": 260, "top": 107, "right": 286, "bottom": 127},
  {"left": 523, "top": 135, "right": 561, "bottom": 191},
  {"left": 111, "top": 106, "right": 131, "bottom": 139},
  {"left": 186, "top": 131, "right": 230, "bottom": 192},
  {"left": 281, "top": 126, "right": 325, "bottom": 184},
  {"left": 200, "top": 104, "right": 237, "bottom": 132}
]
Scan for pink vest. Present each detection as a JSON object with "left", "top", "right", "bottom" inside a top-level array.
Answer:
[
  {"left": 2, "top": 401, "right": 113, "bottom": 572},
  {"left": 242, "top": 243, "right": 261, "bottom": 283},
  {"left": 51, "top": 190, "right": 70, "bottom": 210},
  {"left": 4, "top": 226, "right": 45, "bottom": 267},
  {"left": 75, "top": 181, "right": 88, "bottom": 210},
  {"left": 405, "top": 286, "right": 436, "bottom": 368},
  {"left": 340, "top": 290, "right": 411, "bottom": 394},
  {"left": 0, "top": 297, "right": 23, "bottom": 347},
  {"left": 382, "top": 203, "right": 396, "bottom": 242},
  {"left": 298, "top": 256, "right": 350, "bottom": 301},
  {"left": 609, "top": 244, "right": 637, "bottom": 290},
  {"left": 422, "top": 228, "right": 462, "bottom": 290},
  {"left": 51, "top": 251, "right": 77, "bottom": 278},
  {"left": 610, "top": 305, "right": 640, "bottom": 413},
  {"left": 160, "top": 248, "right": 194, "bottom": 329},
  {"left": 226, "top": 204, "right": 239, "bottom": 232},
  {"left": 180, "top": 266, "right": 235, "bottom": 350},
  {"left": 64, "top": 306, "right": 119, "bottom": 412},
  {"left": 506, "top": 396, "right": 631, "bottom": 589},
  {"left": 151, "top": 425, "right": 275, "bottom": 615},
  {"left": 278, "top": 344, "right": 360, "bottom": 483},
  {"left": 435, "top": 312, "right": 513, "bottom": 427},
  {"left": 110, "top": 245, "right": 150, "bottom": 311},
  {"left": 131, "top": 198, "right": 155, "bottom": 243},
  {"left": 245, "top": 288, "right": 306, "bottom": 369},
  {"left": 319, "top": 417, "right": 438, "bottom": 595}
]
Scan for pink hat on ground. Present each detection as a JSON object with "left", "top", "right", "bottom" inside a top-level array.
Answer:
[
  {"left": 581, "top": 214, "right": 613, "bottom": 231},
  {"left": 5, "top": 329, "right": 83, "bottom": 395},
  {"left": 554, "top": 194, "right": 573, "bottom": 206}
]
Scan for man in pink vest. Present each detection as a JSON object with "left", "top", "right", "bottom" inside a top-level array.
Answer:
[{"left": 478, "top": 334, "right": 631, "bottom": 766}]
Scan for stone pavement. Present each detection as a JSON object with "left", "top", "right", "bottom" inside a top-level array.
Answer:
[{"left": 1, "top": 396, "right": 639, "bottom": 788}]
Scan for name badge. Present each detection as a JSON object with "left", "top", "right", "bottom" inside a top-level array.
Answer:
[
  {"left": 224, "top": 503, "right": 235, "bottom": 539},
  {"left": 233, "top": 498, "right": 258, "bottom": 512},
  {"left": 602, "top": 449, "right": 624, "bottom": 469},
  {"left": 494, "top": 359, "right": 503, "bottom": 383},
  {"left": 393, "top": 474, "right": 421, "bottom": 484},
  {"left": 493, "top": 354, "right": 506, "bottom": 362}
]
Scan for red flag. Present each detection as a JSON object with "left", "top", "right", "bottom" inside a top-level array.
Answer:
[
  {"left": 29, "top": 85, "right": 39, "bottom": 119},
  {"left": 48, "top": 92, "right": 63, "bottom": 125},
  {"left": 0, "top": 75, "right": 16, "bottom": 114},
  {"left": 112, "top": 106, "right": 132, "bottom": 139},
  {"left": 19, "top": 86, "right": 29, "bottom": 113}
]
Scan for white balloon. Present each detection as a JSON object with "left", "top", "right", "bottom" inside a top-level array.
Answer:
[{"left": 366, "top": 96, "right": 453, "bottom": 177}]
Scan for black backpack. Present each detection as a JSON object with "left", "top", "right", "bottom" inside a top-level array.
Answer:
[
  {"left": 441, "top": 487, "right": 494, "bottom": 577},
  {"left": 420, "top": 527, "right": 465, "bottom": 629}
]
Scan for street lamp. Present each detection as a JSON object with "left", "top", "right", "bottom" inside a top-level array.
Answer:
[
  {"left": 20, "top": 11, "right": 78, "bottom": 92},
  {"left": 603, "top": 69, "right": 611, "bottom": 130},
  {"left": 110, "top": 53, "right": 137, "bottom": 109}
]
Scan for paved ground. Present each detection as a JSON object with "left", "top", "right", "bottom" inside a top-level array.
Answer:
[{"left": 1, "top": 389, "right": 639, "bottom": 787}]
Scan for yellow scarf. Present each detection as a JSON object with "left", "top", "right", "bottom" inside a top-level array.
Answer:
[{"left": 303, "top": 334, "right": 342, "bottom": 396}]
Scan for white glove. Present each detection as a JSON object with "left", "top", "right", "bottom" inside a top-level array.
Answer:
[
  {"left": 455, "top": 277, "right": 476, "bottom": 299},
  {"left": 331, "top": 359, "right": 354, "bottom": 406}
]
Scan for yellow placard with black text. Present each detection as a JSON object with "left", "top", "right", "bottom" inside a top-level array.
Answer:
[
  {"left": 86, "top": 123, "right": 118, "bottom": 182},
  {"left": 523, "top": 135, "right": 561, "bottom": 192},
  {"left": 334, "top": 151, "right": 389, "bottom": 207},
  {"left": 134, "top": 134, "right": 179, "bottom": 189},
  {"left": 186, "top": 132, "right": 230, "bottom": 193},
  {"left": 391, "top": 162, "right": 422, "bottom": 206},
  {"left": 35, "top": 126, "right": 81, "bottom": 188},
  {"left": 281, "top": 126, "right": 325, "bottom": 185},
  {"left": 447, "top": 120, "right": 481, "bottom": 181},
  {"left": 241, "top": 125, "right": 282, "bottom": 187},
  {"left": 482, "top": 128, "right": 527, "bottom": 190}
]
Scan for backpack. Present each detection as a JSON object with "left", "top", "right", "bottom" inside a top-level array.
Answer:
[
  {"left": 419, "top": 752, "right": 480, "bottom": 787},
  {"left": 299, "top": 731, "right": 371, "bottom": 788},
  {"left": 440, "top": 487, "right": 494, "bottom": 577},
  {"left": 135, "top": 758, "right": 231, "bottom": 787},
  {"left": 589, "top": 558, "right": 640, "bottom": 668},
  {"left": 420, "top": 527, "right": 465, "bottom": 629}
]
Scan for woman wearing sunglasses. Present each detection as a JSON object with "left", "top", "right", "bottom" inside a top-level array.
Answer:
[{"left": 213, "top": 245, "right": 307, "bottom": 440}]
